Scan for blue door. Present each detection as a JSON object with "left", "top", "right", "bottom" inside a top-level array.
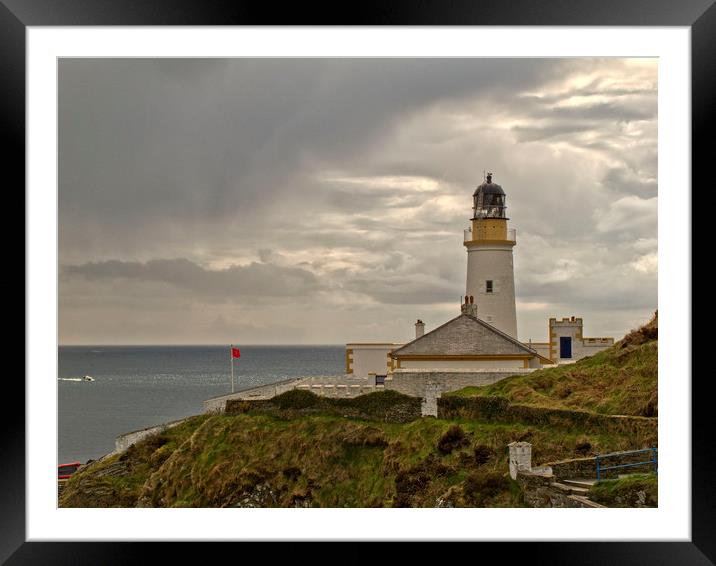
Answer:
[{"left": 560, "top": 337, "right": 572, "bottom": 359}]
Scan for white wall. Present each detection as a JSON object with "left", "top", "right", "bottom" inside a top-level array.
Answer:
[
  {"left": 348, "top": 344, "right": 400, "bottom": 378},
  {"left": 550, "top": 319, "right": 613, "bottom": 363},
  {"left": 465, "top": 243, "right": 518, "bottom": 338},
  {"left": 399, "top": 358, "right": 525, "bottom": 370}
]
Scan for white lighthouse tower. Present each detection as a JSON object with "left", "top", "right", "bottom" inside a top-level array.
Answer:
[{"left": 463, "top": 172, "right": 518, "bottom": 338}]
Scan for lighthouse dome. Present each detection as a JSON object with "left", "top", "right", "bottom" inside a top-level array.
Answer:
[
  {"left": 472, "top": 173, "right": 507, "bottom": 219},
  {"left": 473, "top": 180, "right": 505, "bottom": 197}
]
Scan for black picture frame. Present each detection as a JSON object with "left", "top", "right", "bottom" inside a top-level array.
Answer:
[{"left": 7, "top": 1, "right": 707, "bottom": 563}]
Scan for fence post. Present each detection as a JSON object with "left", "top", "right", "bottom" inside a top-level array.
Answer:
[
  {"left": 652, "top": 447, "right": 658, "bottom": 475},
  {"left": 596, "top": 455, "right": 601, "bottom": 481}
]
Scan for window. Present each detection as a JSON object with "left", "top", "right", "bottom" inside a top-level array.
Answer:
[{"left": 486, "top": 280, "right": 493, "bottom": 293}]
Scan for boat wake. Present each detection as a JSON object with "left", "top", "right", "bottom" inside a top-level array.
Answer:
[{"left": 58, "top": 376, "right": 95, "bottom": 382}]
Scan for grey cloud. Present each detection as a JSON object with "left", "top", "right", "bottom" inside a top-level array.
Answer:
[
  {"left": 601, "top": 166, "right": 657, "bottom": 197},
  {"left": 344, "top": 275, "right": 459, "bottom": 305},
  {"left": 58, "top": 58, "right": 657, "bottom": 343},
  {"left": 535, "top": 102, "right": 654, "bottom": 123},
  {"left": 63, "top": 258, "right": 324, "bottom": 299},
  {"left": 512, "top": 122, "right": 597, "bottom": 142},
  {"left": 58, "top": 58, "right": 571, "bottom": 258}
]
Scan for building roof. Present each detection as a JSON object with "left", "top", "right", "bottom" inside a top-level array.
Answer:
[{"left": 391, "top": 313, "right": 549, "bottom": 361}]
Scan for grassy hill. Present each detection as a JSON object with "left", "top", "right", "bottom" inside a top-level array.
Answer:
[
  {"left": 446, "top": 311, "right": 658, "bottom": 417},
  {"left": 59, "top": 405, "right": 651, "bottom": 508},
  {"left": 59, "top": 313, "right": 657, "bottom": 508}
]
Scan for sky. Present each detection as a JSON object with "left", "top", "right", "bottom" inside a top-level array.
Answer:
[{"left": 58, "top": 58, "right": 658, "bottom": 345}]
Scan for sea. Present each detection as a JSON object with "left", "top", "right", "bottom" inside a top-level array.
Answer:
[{"left": 58, "top": 345, "right": 345, "bottom": 464}]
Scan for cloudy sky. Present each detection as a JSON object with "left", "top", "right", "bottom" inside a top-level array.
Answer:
[{"left": 58, "top": 58, "right": 657, "bottom": 345}]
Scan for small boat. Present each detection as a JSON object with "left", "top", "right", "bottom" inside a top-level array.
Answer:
[
  {"left": 58, "top": 375, "right": 95, "bottom": 382},
  {"left": 58, "top": 461, "right": 82, "bottom": 479}
]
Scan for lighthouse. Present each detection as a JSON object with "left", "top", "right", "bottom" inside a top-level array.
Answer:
[{"left": 463, "top": 172, "right": 518, "bottom": 338}]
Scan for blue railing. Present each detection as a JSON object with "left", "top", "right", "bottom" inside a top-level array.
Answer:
[{"left": 596, "top": 447, "right": 658, "bottom": 480}]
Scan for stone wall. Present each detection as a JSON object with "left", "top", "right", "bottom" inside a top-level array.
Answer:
[
  {"left": 203, "top": 376, "right": 313, "bottom": 413},
  {"left": 438, "top": 396, "right": 657, "bottom": 441},
  {"left": 113, "top": 417, "right": 190, "bottom": 455},
  {"left": 295, "top": 377, "right": 379, "bottom": 399},
  {"left": 547, "top": 451, "right": 657, "bottom": 480},
  {"left": 203, "top": 369, "right": 532, "bottom": 414},
  {"left": 386, "top": 369, "right": 532, "bottom": 397},
  {"left": 224, "top": 389, "right": 422, "bottom": 423}
]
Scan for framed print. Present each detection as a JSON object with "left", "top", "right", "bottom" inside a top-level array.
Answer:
[{"left": 6, "top": 0, "right": 710, "bottom": 563}]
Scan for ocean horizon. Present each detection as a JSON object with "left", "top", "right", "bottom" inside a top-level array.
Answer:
[{"left": 58, "top": 344, "right": 346, "bottom": 464}]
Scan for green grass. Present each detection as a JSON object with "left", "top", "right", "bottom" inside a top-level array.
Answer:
[
  {"left": 59, "top": 316, "right": 657, "bottom": 508},
  {"left": 588, "top": 473, "right": 658, "bottom": 507},
  {"left": 445, "top": 313, "right": 658, "bottom": 417},
  {"left": 60, "top": 410, "right": 647, "bottom": 508}
]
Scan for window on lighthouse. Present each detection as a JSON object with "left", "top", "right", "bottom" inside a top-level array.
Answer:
[{"left": 486, "top": 280, "right": 493, "bottom": 293}]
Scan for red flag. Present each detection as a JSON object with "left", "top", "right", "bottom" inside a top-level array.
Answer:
[{"left": 231, "top": 347, "right": 241, "bottom": 358}]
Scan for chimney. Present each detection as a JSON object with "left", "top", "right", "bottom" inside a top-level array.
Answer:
[{"left": 415, "top": 319, "right": 425, "bottom": 339}]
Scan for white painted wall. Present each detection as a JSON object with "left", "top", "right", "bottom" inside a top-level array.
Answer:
[
  {"left": 465, "top": 243, "right": 518, "bottom": 339},
  {"left": 550, "top": 319, "right": 614, "bottom": 363},
  {"left": 348, "top": 344, "right": 400, "bottom": 378},
  {"left": 399, "top": 358, "right": 525, "bottom": 370}
]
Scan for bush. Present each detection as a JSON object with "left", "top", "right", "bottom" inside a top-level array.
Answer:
[
  {"left": 273, "top": 389, "right": 321, "bottom": 410},
  {"left": 473, "top": 444, "right": 494, "bottom": 466},
  {"left": 462, "top": 470, "right": 509, "bottom": 506},
  {"left": 394, "top": 454, "right": 451, "bottom": 507},
  {"left": 282, "top": 466, "right": 301, "bottom": 481},
  {"left": 575, "top": 438, "right": 592, "bottom": 456},
  {"left": 641, "top": 398, "right": 658, "bottom": 417},
  {"left": 437, "top": 425, "right": 469, "bottom": 454},
  {"left": 338, "top": 425, "right": 388, "bottom": 447}
]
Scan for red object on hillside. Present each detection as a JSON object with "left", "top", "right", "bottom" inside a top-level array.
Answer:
[
  {"left": 231, "top": 347, "right": 241, "bottom": 358},
  {"left": 58, "top": 461, "right": 81, "bottom": 479}
]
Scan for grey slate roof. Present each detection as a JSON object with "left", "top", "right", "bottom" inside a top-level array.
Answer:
[{"left": 391, "top": 313, "right": 541, "bottom": 357}]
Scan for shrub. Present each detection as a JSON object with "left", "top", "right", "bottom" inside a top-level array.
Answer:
[
  {"left": 555, "top": 383, "right": 573, "bottom": 399},
  {"left": 339, "top": 425, "right": 388, "bottom": 447},
  {"left": 462, "top": 470, "right": 509, "bottom": 506},
  {"left": 394, "top": 454, "right": 451, "bottom": 507},
  {"left": 641, "top": 398, "right": 658, "bottom": 417},
  {"left": 282, "top": 466, "right": 301, "bottom": 481},
  {"left": 473, "top": 444, "right": 494, "bottom": 466},
  {"left": 575, "top": 438, "right": 592, "bottom": 456},
  {"left": 437, "top": 425, "right": 469, "bottom": 454},
  {"left": 273, "top": 389, "right": 321, "bottom": 410}
]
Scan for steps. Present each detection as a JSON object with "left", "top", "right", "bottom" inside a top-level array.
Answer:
[
  {"left": 551, "top": 481, "right": 590, "bottom": 496},
  {"left": 562, "top": 477, "right": 597, "bottom": 489},
  {"left": 569, "top": 495, "right": 606, "bottom": 508}
]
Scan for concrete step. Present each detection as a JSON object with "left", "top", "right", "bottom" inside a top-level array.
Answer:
[
  {"left": 562, "top": 478, "right": 597, "bottom": 488},
  {"left": 551, "top": 482, "right": 590, "bottom": 496},
  {"left": 568, "top": 495, "right": 606, "bottom": 508}
]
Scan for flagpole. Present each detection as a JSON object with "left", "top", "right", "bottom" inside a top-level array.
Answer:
[{"left": 230, "top": 344, "right": 235, "bottom": 393}]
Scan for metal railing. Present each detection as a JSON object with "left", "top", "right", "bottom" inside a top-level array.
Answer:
[{"left": 596, "top": 447, "right": 658, "bottom": 480}]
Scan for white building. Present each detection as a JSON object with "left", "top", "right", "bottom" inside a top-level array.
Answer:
[
  {"left": 347, "top": 173, "right": 614, "bottom": 381},
  {"left": 533, "top": 317, "right": 614, "bottom": 364}
]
